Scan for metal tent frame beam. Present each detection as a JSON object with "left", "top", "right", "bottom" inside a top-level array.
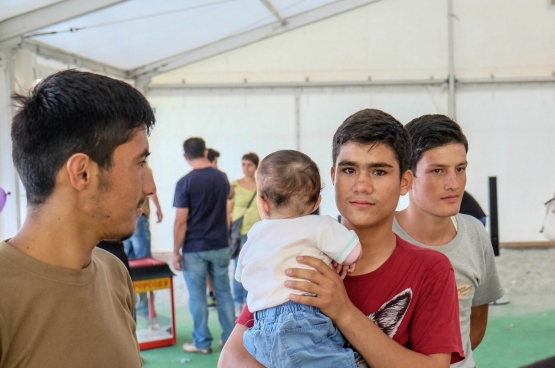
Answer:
[
  {"left": 128, "top": 0, "right": 384, "bottom": 80},
  {"left": 260, "top": 0, "right": 286, "bottom": 24},
  {"left": 146, "top": 76, "right": 555, "bottom": 93},
  {"left": 148, "top": 79, "right": 446, "bottom": 91},
  {"left": 21, "top": 39, "right": 128, "bottom": 79},
  {"left": 0, "top": 0, "right": 128, "bottom": 50}
]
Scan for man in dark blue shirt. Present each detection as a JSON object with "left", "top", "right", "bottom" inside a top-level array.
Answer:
[{"left": 172, "top": 137, "right": 235, "bottom": 354}]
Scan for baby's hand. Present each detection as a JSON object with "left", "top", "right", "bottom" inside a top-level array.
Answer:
[{"left": 332, "top": 261, "right": 356, "bottom": 280}]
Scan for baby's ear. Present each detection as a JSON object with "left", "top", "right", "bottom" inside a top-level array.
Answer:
[
  {"left": 258, "top": 195, "right": 271, "bottom": 218},
  {"left": 312, "top": 194, "right": 322, "bottom": 212}
]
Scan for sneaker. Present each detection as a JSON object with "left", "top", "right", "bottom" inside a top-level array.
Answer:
[
  {"left": 182, "top": 343, "right": 212, "bottom": 354},
  {"left": 207, "top": 296, "right": 217, "bottom": 309},
  {"left": 490, "top": 295, "right": 510, "bottom": 305}
]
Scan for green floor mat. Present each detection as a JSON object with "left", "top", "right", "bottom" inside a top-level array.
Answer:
[
  {"left": 474, "top": 309, "right": 555, "bottom": 368},
  {"left": 141, "top": 306, "right": 555, "bottom": 368},
  {"left": 141, "top": 306, "right": 222, "bottom": 368}
]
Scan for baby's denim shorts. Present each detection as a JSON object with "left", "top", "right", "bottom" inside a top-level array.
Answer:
[{"left": 243, "top": 300, "right": 358, "bottom": 368}]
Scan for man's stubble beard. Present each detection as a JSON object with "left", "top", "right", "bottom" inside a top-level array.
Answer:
[{"left": 95, "top": 169, "right": 137, "bottom": 242}]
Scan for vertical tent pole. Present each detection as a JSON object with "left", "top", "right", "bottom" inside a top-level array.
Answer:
[
  {"left": 447, "top": 0, "right": 456, "bottom": 119},
  {"left": 489, "top": 176, "right": 500, "bottom": 256}
]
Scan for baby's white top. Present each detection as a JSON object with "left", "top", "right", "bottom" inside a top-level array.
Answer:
[{"left": 235, "top": 215, "right": 359, "bottom": 312}]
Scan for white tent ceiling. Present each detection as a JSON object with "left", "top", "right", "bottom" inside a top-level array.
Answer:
[{"left": 0, "top": 0, "right": 372, "bottom": 78}]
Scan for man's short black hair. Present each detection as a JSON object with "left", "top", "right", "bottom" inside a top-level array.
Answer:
[
  {"left": 404, "top": 114, "right": 468, "bottom": 173},
  {"left": 183, "top": 137, "right": 206, "bottom": 160},
  {"left": 207, "top": 148, "right": 220, "bottom": 163},
  {"left": 332, "top": 109, "right": 411, "bottom": 175},
  {"left": 11, "top": 69, "right": 155, "bottom": 206}
]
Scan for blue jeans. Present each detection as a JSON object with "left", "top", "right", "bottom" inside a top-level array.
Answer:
[
  {"left": 182, "top": 248, "right": 235, "bottom": 349},
  {"left": 124, "top": 215, "right": 151, "bottom": 259},
  {"left": 244, "top": 301, "right": 357, "bottom": 368},
  {"left": 233, "top": 235, "right": 248, "bottom": 308}
]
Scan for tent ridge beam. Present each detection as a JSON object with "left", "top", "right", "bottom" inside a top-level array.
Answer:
[
  {"left": 260, "top": 0, "right": 286, "bottom": 25},
  {"left": 457, "top": 76, "right": 555, "bottom": 84},
  {"left": 147, "top": 75, "right": 555, "bottom": 91},
  {"left": 148, "top": 79, "right": 447, "bottom": 91},
  {"left": 128, "top": 0, "right": 384, "bottom": 80}
]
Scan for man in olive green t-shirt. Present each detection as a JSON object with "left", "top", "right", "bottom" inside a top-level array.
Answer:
[{"left": 0, "top": 70, "right": 156, "bottom": 368}]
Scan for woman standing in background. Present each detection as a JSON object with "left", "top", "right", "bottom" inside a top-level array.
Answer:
[{"left": 229, "top": 153, "right": 260, "bottom": 317}]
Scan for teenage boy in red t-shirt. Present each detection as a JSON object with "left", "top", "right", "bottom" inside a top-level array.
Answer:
[{"left": 218, "top": 109, "right": 464, "bottom": 368}]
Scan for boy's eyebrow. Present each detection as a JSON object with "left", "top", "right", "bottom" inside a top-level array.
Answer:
[
  {"left": 337, "top": 160, "right": 394, "bottom": 169},
  {"left": 135, "top": 149, "right": 151, "bottom": 160},
  {"left": 337, "top": 160, "right": 359, "bottom": 167},
  {"left": 367, "top": 162, "right": 394, "bottom": 169},
  {"left": 427, "top": 161, "right": 468, "bottom": 168}
]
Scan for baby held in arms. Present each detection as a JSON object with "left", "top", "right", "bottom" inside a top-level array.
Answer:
[{"left": 235, "top": 150, "right": 361, "bottom": 368}]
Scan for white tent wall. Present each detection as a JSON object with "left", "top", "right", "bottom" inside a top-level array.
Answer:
[
  {"left": 146, "top": 84, "right": 555, "bottom": 253},
  {"left": 457, "top": 84, "right": 555, "bottom": 242},
  {"left": 146, "top": 85, "right": 447, "bottom": 252},
  {"left": 454, "top": 1, "right": 555, "bottom": 79},
  {"left": 0, "top": 50, "right": 18, "bottom": 240}
]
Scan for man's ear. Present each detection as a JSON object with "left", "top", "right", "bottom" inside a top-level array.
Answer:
[
  {"left": 330, "top": 166, "right": 336, "bottom": 184},
  {"left": 66, "top": 153, "right": 95, "bottom": 191},
  {"left": 400, "top": 170, "right": 413, "bottom": 196}
]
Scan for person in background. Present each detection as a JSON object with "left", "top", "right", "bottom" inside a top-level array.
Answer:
[
  {"left": 394, "top": 114, "right": 504, "bottom": 367},
  {"left": 207, "top": 148, "right": 221, "bottom": 169},
  {"left": 205, "top": 148, "right": 235, "bottom": 308},
  {"left": 229, "top": 152, "right": 261, "bottom": 317},
  {"left": 459, "top": 191, "right": 487, "bottom": 227},
  {"left": 1, "top": 69, "right": 155, "bottom": 367},
  {"left": 172, "top": 137, "right": 235, "bottom": 354}
]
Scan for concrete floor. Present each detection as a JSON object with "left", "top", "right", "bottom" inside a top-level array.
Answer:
[{"left": 492, "top": 248, "right": 555, "bottom": 316}]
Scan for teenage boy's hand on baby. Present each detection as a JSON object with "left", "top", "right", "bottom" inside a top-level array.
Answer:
[
  {"left": 285, "top": 256, "right": 355, "bottom": 324},
  {"left": 332, "top": 260, "right": 356, "bottom": 279}
]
